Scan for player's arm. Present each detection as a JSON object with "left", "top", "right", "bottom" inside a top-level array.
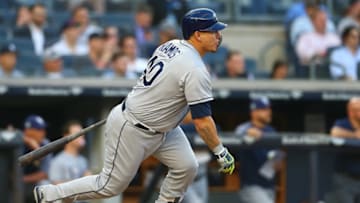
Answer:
[
  {"left": 190, "top": 102, "right": 235, "bottom": 174},
  {"left": 184, "top": 66, "right": 234, "bottom": 174},
  {"left": 331, "top": 126, "right": 359, "bottom": 138},
  {"left": 192, "top": 115, "right": 221, "bottom": 150}
]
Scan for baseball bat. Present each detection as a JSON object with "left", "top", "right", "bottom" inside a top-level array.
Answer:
[{"left": 18, "top": 119, "right": 107, "bottom": 166}]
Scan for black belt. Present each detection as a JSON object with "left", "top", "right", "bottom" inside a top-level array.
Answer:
[{"left": 121, "top": 101, "right": 161, "bottom": 133}]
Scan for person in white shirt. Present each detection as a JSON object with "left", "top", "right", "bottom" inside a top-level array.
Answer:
[
  {"left": 71, "top": 5, "right": 102, "bottom": 46},
  {"left": 290, "top": 1, "right": 336, "bottom": 45},
  {"left": 47, "top": 20, "right": 88, "bottom": 57},
  {"left": 0, "top": 43, "right": 24, "bottom": 78},
  {"left": 330, "top": 26, "right": 360, "bottom": 81},
  {"left": 119, "top": 34, "right": 148, "bottom": 77},
  {"left": 296, "top": 10, "right": 340, "bottom": 65}
]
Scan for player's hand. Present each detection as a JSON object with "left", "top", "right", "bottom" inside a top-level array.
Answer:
[
  {"left": 247, "top": 127, "right": 262, "bottom": 139},
  {"left": 215, "top": 147, "right": 235, "bottom": 175}
]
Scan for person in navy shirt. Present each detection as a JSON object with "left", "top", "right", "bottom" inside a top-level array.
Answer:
[
  {"left": 235, "top": 97, "right": 283, "bottom": 203},
  {"left": 22, "top": 115, "right": 52, "bottom": 202},
  {"left": 326, "top": 97, "right": 360, "bottom": 203}
]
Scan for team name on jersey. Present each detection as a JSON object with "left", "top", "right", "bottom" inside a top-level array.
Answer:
[{"left": 158, "top": 42, "right": 181, "bottom": 59}]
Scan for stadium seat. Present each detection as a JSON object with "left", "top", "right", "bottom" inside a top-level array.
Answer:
[
  {"left": 62, "top": 56, "right": 100, "bottom": 77},
  {"left": 106, "top": 0, "right": 134, "bottom": 12},
  {"left": 12, "top": 38, "right": 34, "bottom": 54},
  {"left": 95, "top": 13, "right": 134, "bottom": 32},
  {"left": 315, "top": 46, "right": 342, "bottom": 80},
  {"left": 0, "top": 9, "right": 16, "bottom": 27},
  {"left": 245, "top": 57, "right": 257, "bottom": 74},
  {"left": 17, "top": 53, "right": 43, "bottom": 76},
  {"left": 0, "top": 26, "right": 9, "bottom": 40},
  {"left": 48, "top": 12, "right": 71, "bottom": 30},
  {"left": 203, "top": 46, "right": 229, "bottom": 74}
]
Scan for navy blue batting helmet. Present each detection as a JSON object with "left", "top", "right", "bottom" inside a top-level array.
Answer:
[{"left": 182, "top": 8, "right": 227, "bottom": 40}]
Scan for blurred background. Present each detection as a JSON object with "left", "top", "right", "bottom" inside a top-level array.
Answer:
[{"left": 1, "top": 0, "right": 360, "bottom": 203}]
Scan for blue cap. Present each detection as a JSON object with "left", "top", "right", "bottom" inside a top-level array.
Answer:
[
  {"left": 250, "top": 97, "right": 271, "bottom": 111},
  {"left": 24, "top": 115, "right": 47, "bottom": 130}
]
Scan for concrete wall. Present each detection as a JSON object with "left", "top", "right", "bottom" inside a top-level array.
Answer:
[{"left": 221, "top": 24, "right": 286, "bottom": 71}]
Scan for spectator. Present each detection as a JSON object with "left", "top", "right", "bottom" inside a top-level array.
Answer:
[
  {"left": 290, "top": 1, "right": 336, "bottom": 45},
  {"left": 49, "top": 120, "right": 91, "bottom": 185},
  {"left": 37, "top": 49, "right": 76, "bottom": 79},
  {"left": 102, "top": 52, "right": 136, "bottom": 79},
  {"left": 0, "top": 43, "right": 23, "bottom": 78},
  {"left": 296, "top": 10, "right": 340, "bottom": 65},
  {"left": 218, "top": 50, "right": 253, "bottom": 79},
  {"left": 14, "top": 3, "right": 48, "bottom": 55},
  {"left": 235, "top": 97, "right": 283, "bottom": 203},
  {"left": 119, "top": 34, "right": 148, "bottom": 76},
  {"left": 326, "top": 97, "right": 360, "bottom": 203},
  {"left": 71, "top": 5, "right": 102, "bottom": 46},
  {"left": 16, "top": 5, "right": 31, "bottom": 28},
  {"left": 270, "top": 59, "right": 289, "bottom": 80},
  {"left": 143, "top": 22, "right": 178, "bottom": 58},
  {"left": 134, "top": 3, "right": 155, "bottom": 47},
  {"left": 337, "top": 0, "right": 360, "bottom": 35},
  {"left": 104, "top": 26, "right": 120, "bottom": 53},
  {"left": 88, "top": 33, "right": 112, "bottom": 70},
  {"left": 22, "top": 114, "right": 52, "bottom": 202},
  {"left": 330, "top": 26, "right": 360, "bottom": 80},
  {"left": 47, "top": 20, "right": 88, "bottom": 57}
]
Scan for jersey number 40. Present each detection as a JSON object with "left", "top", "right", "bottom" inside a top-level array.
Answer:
[{"left": 143, "top": 55, "right": 164, "bottom": 86}]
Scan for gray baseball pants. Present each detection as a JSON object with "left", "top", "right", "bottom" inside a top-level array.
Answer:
[{"left": 41, "top": 103, "right": 198, "bottom": 203}]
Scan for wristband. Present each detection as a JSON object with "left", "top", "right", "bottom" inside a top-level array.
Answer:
[{"left": 212, "top": 144, "right": 225, "bottom": 155}]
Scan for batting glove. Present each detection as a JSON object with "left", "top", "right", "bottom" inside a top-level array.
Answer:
[{"left": 215, "top": 147, "right": 235, "bottom": 175}]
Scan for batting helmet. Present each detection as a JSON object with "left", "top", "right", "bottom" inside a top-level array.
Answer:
[{"left": 181, "top": 8, "right": 227, "bottom": 40}]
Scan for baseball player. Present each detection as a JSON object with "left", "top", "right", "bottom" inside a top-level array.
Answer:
[{"left": 34, "top": 8, "right": 235, "bottom": 203}]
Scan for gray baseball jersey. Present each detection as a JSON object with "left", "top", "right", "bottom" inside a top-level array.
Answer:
[
  {"left": 126, "top": 39, "right": 213, "bottom": 132},
  {"left": 49, "top": 152, "right": 88, "bottom": 183}
]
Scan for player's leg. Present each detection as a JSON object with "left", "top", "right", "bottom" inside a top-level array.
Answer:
[
  {"left": 153, "top": 127, "right": 198, "bottom": 203},
  {"left": 36, "top": 104, "right": 164, "bottom": 202}
]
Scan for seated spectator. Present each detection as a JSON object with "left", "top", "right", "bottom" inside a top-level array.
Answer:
[
  {"left": 119, "top": 34, "right": 148, "bottom": 76},
  {"left": 330, "top": 26, "right": 360, "bottom": 80},
  {"left": 134, "top": 3, "right": 155, "bottom": 48},
  {"left": 37, "top": 49, "right": 76, "bottom": 79},
  {"left": 71, "top": 5, "right": 102, "bottom": 46},
  {"left": 290, "top": 0, "right": 336, "bottom": 45},
  {"left": 22, "top": 115, "right": 52, "bottom": 202},
  {"left": 102, "top": 52, "right": 136, "bottom": 79},
  {"left": 104, "top": 26, "right": 120, "bottom": 53},
  {"left": 325, "top": 97, "right": 360, "bottom": 203},
  {"left": 143, "top": 22, "right": 178, "bottom": 58},
  {"left": 47, "top": 20, "right": 88, "bottom": 57},
  {"left": 0, "top": 43, "right": 23, "bottom": 78},
  {"left": 218, "top": 50, "right": 253, "bottom": 79},
  {"left": 14, "top": 3, "right": 48, "bottom": 55},
  {"left": 16, "top": 5, "right": 31, "bottom": 28},
  {"left": 88, "top": 33, "right": 112, "bottom": 70},
  {"left": 296, "top": 10, "right": 340, "bottom": 65},
  {"left": 270, "top": 59, "right": 289, "bottom": 80},
  {"left": 337, "top": 0, "right": 360, "bottom": 35},
  {"left": 235, "top": 97, "right": 283, "bottom": 203},
  {"left": 49, "top": 120, "right": 91, "bottom": 185}
]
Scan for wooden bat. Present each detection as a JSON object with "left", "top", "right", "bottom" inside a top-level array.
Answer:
[{"left": 18, "top": 119, "right": 106, "bottom": 166}]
